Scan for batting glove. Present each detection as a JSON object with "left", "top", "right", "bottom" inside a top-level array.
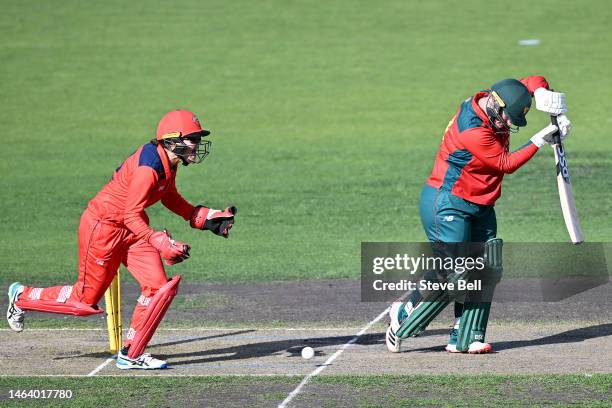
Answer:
[
  {"left": 190, "top": 205, "right": 237, "bottom": 238},
  {"left": 534, "top": 88, "right": 567, "bottom": 115},
  {"left": 556, "top": 114, "right": 571, "bottom": 139},
  {"left": 530, "top": 124, "right": 559, "bottom": 148},
  {"left": 149, "top": 230, "right": 191, "bottom": 265}
]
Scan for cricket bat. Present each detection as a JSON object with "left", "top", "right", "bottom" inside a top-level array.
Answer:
[{"left": 551, "top": 115, "right": 584, "bottom": 244}]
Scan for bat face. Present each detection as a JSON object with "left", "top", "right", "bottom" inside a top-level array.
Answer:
[
  {"left": 555, "top": 143, "right": 570, "bottom": 184},
  {"left": 551, "top": 139, "right": 584, "bottom": 244},
  {"left": 550, "top": 114, "right": 583, "bottom": 244}
]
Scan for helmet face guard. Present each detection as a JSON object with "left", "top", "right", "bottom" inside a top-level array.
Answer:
[
  {"left": 487, "top": 79, "right": 531, "bottom": 132},
  {"left": 486, "top": 93, "right": 519, "bottom": 134},
  {"left": 161, "top": 132, "right": 212, "bottom": 165},
  {"left": 156, "top": 110, "right": 211, "bottom": 165}
]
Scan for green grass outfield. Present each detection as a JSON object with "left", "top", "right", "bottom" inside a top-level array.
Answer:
[
  {"left": 1, "top": 0, "right": 611, "bottom": 285},
  {"left": 1, "top": 2, "right": 611, "bottom": 407},
  {"left": 1, "top": 375, "right": 610, "bottom": 407}
]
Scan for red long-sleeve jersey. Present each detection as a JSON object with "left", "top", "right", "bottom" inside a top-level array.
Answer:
[
  {"left": 426, "top": 76, "right": 549, "bottom": 205},
  {"left": 87, "top": 143, "right": 195, "bottom": 242}
]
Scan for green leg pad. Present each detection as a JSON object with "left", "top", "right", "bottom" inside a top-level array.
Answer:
[
  {"left": 456, "top": 302, "right": 491, "bottom": 351},
  {"left": 396, "top": 298, "right": 450, "bottom": 339},
  {"left": 455, "top": 238, "right": 503, "bottom": 351}
]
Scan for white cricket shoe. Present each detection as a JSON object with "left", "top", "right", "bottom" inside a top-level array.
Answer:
[
  {"left": 7, "top": 282, "right": 25, "bottom": 332},
  {"left": 385, "top": 325, "right": 401, "bottom": 353},
  {"left": 467, "top": 341, "right": 492, "bottom": 354},
  {"left": 116, "top": 351, "right": 168, "bottom": 370},
  {"left": 385, "top": 302, "right": 404, "bottom": 353}
]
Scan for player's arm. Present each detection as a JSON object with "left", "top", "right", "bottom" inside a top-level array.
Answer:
[
  {"left": 459, "top": 127, "right": 553, "bottom": 174},
  {"left": 159, "top": 176, "right": 237, "bottom": 238},
  {"left": 161, "top": 178, "right": 196, "bottom": 221},
  {"left": 125, "top": 168, "right": 190, "bottom": 263},
  {"left": 124, "top": 166, "right": 158, "bottom": 241},
  {"left": 520, "top": 75, "right": 550, "bottom": 94},
  {"left": 521, "top": 75, "right": 567, "bottom": 115}
]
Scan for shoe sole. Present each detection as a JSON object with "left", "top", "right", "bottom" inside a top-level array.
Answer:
[
  {"left": 468, "top": 344, "right": 492, "bottom": 354},
  {"left": 116, "top": 362, "right": 168, "bottom": 370},
  {"left": 116, "top": 357, "right": 168, "bottom": 370},
  {"left": 385, "top": 325, "right": 401, "bottom": 353}
]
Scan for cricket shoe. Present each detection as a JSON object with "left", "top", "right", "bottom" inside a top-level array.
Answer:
[
  {"left": 386, "top": 325, "right": 401, "bottom": 353},
  {"left": 445, "top": 328, "right": 461, "bottom": 353},
  {"left": 116, "top": 350, "right": 168, "bottom": 370},
  {"left": 386, "top": 301, "right": 406, "bottom": 353},
  {"left": 6, "top": 282, "right": 25, "bottom": 332},
  {"left": 467, "top": 341, "right": 492, "bottom": 354}
]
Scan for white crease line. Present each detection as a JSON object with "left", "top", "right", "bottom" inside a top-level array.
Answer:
[
  {"left": 0, "top": 327, "right": 376, "bottom": 332},
  {"left": 0, "top": 373, "right": 309, "bottom": 378},
  {"left": 278, "top": 307, "right": 390, "bottom": 408},
  {"left": 87, "top": 357, "right": 115, "bottom": 377}
]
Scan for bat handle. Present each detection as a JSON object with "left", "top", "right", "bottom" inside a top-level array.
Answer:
[{"left": 550, "top": 115, "right": 561, "bottom": 145}]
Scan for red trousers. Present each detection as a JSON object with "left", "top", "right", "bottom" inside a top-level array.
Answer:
[{"left": 19, "top": 209, "right": 168, "bottom": 349}]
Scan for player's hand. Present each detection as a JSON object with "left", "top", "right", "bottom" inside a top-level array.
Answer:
[
  {"left": 534, "top": 88, "right": 567, "bottom": 115},
  {"left": 190, "top": 205, "right": 237, "bottom": 238},
  {"left": 556, "top": 114, "right": 571, "bottom": 140},
  {"left": 149, "top": 230, "right": 191, "bottom": 265},
  {"left": 530, "top": 124, "right": 559, "bottom": 147}
]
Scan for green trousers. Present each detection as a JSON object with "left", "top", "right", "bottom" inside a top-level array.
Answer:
[
  {"left": 418, "top": 184, "right": 497, "bottom": 320},
  {"left": 419, "top": 184, "right": 497, "bottom": 243}
]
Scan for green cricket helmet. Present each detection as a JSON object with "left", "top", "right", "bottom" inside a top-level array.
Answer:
[{"left": 489, "top": 78, "right": 532, "bottom": 130}]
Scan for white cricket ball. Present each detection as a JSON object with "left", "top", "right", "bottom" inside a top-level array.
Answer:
[{"left": 301, "top": 346, "right": 314, "bottom": 360}]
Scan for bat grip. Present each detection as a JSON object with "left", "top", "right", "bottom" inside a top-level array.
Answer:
[{"left": 550, "top": 115, "right": 561, "bottom": 145}]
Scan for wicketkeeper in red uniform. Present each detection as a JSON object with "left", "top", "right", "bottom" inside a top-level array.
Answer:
[
  {"left": 386, "top": 76, "right": 571, "bottom": 354},
  {"left": 7, "top": 110, "right": 237, "bottom": 369}
]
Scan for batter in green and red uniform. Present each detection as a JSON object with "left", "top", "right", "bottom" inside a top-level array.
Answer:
[{"left": 386, "top": 76, "right": 572, "bottom": 354}]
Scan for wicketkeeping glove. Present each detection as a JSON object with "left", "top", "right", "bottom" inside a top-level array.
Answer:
[
  {"left": 190, "top": 205, "right": 237, "bottom": 238},
  {"left": 149, "top": 229, "right": 191, "bottom": 265},
  {"left": 534, "top": 88, "right": 567, "bottom": 115}
]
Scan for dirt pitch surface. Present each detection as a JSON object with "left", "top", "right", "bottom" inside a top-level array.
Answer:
[
  {"left": 2, "top": 279, "right": 611, "bottom": 376},
  {"left": 1, "top": 279, "right": 610, "bottom": 406},
  {"left": 2, "top": 322, "right": 612, "bottom": 377}
]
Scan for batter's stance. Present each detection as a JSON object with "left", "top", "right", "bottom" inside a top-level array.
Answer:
[
  {"left": 7, "top": 110, "right": 236, "bottom": 369},
  {"left": 386, "top": 76, "right": 571, "bottom": 354}
]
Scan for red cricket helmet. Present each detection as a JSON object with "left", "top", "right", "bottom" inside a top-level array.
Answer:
[
  {"left": 156, "top": 110, "right": 212, "bottom": 165},
  {"left": 156, "top": 110, "right": 211, "bottom": 141}
]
